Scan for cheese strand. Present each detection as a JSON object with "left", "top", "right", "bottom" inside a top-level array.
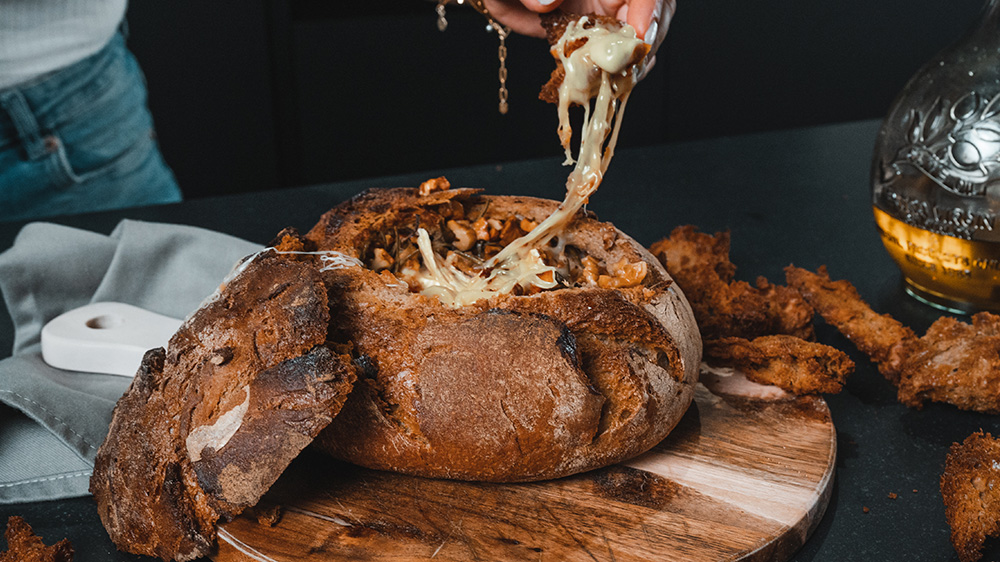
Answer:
[{"left": 418, "top": 16, "right": 645, "bottom": 307}]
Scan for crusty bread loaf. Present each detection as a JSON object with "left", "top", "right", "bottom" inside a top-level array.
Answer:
[
  {"left": 306, "top": 188, "right": 702, "bottom": 481},
  {"left": 90, "top": 251, "right": 357, "bottom": 561}
]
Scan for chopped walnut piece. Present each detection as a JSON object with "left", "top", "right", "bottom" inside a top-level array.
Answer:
[
  {"left": 472, "top": 217, "right": 491, "bottom": 241},
  {"left": 487, "top": 218, "right": 503, "bottom": 237},
  {"left": 444, "top": 199, "right": 464, "bottom": 219},
  {"left": 482, "top": 244, "right": 503, "bottom": 260},
  {"left": 447, "top": 220, "right": 477, "bottom": 251},
  {"left": 581, "top": 255, "right": 600, "bottom": 285},
  {"left": 499, "top": 219, "right": 526, "bottom": 246},
  {"left": 597, "top": 276, "right": 617, "bottom": 288},
  {"left": 371, "top": 248, "right": 395, "bottom": 271},
  {"left": 418, "top": 176, "right": 451, "bottom": 196},
  {"left": 397, "top": 255, "right": 422, "bottom": 290},
  {"left": 598, "top": 258, "right": 648, "bottom": 289}
]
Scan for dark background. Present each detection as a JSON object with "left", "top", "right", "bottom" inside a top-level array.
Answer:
[{"left": 124, "top": 0, "right": 986, "bottom": 199}]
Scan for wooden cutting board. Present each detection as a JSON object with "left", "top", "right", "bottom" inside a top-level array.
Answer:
[{"left": 214, "top": 371, "right": 836, "bottom": 562}]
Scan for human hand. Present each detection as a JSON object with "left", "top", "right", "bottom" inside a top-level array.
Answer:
[{"left": 484, "top": 0, "right": 673, "bottom": 56}]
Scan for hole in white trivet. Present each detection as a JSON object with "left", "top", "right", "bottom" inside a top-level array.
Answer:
[{"left": 86, "top": 314, "right": 123, "bottom": 330}]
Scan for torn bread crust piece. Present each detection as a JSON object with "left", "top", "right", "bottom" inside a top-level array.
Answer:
[
  {"left": 784, "top": 265, "right": 914, "bottom": 382},
  {"left": 706, "top": 335, "right": 853, "bottom": 395},
  {"left": 941, "top": 431, "right": 1000, "bottom": 562},
  {"left": 89, "top": 250, "right": 357, "bottom": 561},
  {"left": 649, "top": 226, "right": 816, "bottom": 342},
  {"left": 786, "top": 266, "right": 1000, "bottom": 413},
  {"left": 649, "top": 226, "right": 850, "bottom": 395}
]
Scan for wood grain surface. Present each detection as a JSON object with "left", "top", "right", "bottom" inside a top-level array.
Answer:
[{"left": 214, "top": 370, "right": 836, "bottom": 562}]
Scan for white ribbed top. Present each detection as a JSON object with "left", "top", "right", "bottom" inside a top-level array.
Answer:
[{"left": 0, "top": 0, "right": 127, "bottom": 90}]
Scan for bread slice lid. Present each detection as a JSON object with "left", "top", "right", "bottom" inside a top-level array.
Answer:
[{"left": 90, "top": 242, "right": 357, "bottom": 562}]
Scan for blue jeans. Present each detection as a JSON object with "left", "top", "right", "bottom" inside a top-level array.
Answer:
[{"left": 0, "top": 34, "right": 181, "bottom": 223}]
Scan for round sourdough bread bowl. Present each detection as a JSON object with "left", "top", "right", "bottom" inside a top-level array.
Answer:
[{"left": 300, "top": 186, "right": 702, "bottom": 482}]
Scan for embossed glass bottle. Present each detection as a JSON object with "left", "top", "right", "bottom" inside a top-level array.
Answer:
[{"left": 872, "top": 0, "right": 1000, "bottom": 312}]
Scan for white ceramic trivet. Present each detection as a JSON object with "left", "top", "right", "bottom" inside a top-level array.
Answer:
[{"left": 41, "top": 302, "right": 182, "bottom": 377}]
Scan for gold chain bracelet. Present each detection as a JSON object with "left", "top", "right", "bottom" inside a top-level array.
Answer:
[{"left": 436, "top": 0, "right": 511, "bottom": 114}]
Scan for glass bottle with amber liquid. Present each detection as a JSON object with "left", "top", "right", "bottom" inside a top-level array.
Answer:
[{"left": 872, "top": 0, "right": 1000, "bottom": 313}]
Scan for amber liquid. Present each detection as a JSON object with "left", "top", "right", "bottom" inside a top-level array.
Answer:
[{"left": 874, "top": 206, "right": 1000, "bottom": 313}]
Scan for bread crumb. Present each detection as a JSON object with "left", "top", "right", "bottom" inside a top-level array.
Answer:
[
  {"left": 253, "top": 504, "right": 283, "bottom": 527},
  {"left": 888, "top": 492, "right": 898, "bottom": 499},
  {"left": 1, "top": 516, "right": 74, "bottom": 561},
  {"left": 862, "top": 506, "right": 870, "bottom": 513}
]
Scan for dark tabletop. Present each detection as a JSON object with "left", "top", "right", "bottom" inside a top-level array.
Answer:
[{"left": 1, "top": 119, "right": 997, "bottom": 562}]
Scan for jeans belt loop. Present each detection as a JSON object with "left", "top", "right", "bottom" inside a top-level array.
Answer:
[{"left": 0, "top": 90, "right": 48, "bottom": 162}]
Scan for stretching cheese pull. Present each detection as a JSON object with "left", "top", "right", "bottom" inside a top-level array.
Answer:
[{"left": 417, "top": 15, "right": 648, "bottom": 307}]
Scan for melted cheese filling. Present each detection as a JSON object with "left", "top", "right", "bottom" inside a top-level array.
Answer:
[
  {"left": 414, "top": 227, "right": 558, "bottom": 306},
  {"left": 416, "top": 16, "right": 646, "bottom": 308}
]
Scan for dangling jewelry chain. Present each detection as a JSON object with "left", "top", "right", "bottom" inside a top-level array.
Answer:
[
  {"left": 436, "top": 0, "right": 511, "bottom": 114},
  {"left": 436, "top": 1, "right": 449, "bottom": 31},
  {"left": 496, "top": 26, "right": 509, "bottom": 114}
]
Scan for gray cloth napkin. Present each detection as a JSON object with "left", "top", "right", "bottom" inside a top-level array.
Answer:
[{"left": 0, "top": 220, "right": 260, "bottom": 503}]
